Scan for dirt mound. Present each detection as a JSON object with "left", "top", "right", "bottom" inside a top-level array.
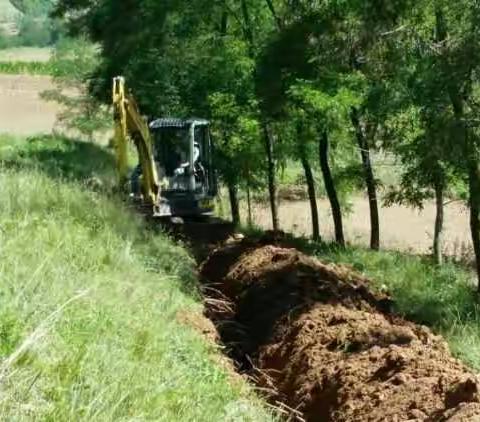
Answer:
[{"left": 200, "top": 239, "right": 480, "bottom": 421}]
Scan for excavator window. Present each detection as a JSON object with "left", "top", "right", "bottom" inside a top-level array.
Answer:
[{"left": 153, "top": 127, "right": 189, "bottom": 177}]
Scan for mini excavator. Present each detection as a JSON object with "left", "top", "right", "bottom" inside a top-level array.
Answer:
[{"left": 112, "top": 76, "right": 219, "bottom": 219}]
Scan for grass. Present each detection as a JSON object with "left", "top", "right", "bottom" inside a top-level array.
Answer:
[
  {"left": 0, "top": 60, "right": 53, "bottom": 75},
  {"left": 0, "top": 135, "right": 271, "bottom": 421}
]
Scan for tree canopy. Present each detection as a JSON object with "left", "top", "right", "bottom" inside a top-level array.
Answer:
[{"left": 53, "top": 0, "right": 480, "bottom": 288}]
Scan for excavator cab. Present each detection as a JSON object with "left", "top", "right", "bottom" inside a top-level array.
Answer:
[
  {"left": 147, "top": 118, "right": 218, "bottom": 217},
  {"left": 113, "top": 76, "right": 219, "bottom": 220}
]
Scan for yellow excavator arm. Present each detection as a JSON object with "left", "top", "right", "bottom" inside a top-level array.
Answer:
[{"left": 112, "top": 76, "right": 160, "bottom": 205}]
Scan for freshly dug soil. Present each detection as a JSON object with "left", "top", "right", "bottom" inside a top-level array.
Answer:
[{"left": 200, "top": 237, "right": 480, "bottom": 422}]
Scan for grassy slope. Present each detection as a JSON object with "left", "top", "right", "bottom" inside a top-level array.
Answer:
[{"left": 0, "top": 135, "right": 270, "bottom": 421}]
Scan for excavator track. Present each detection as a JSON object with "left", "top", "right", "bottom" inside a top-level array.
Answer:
[
  {"left": 159, "top": 216, "right": 235, "bottom": 247},
  {"left": 127, "top": 197, "right": 235, "bottom": 256}
]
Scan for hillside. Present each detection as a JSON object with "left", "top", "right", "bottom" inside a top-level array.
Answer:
[{"left": 0, "top": 135, "right": 270, "bottom": 420}]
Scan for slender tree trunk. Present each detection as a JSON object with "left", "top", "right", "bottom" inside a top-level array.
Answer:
[
  {"left": 297, "top": 124, "right": 321, "bottom": 241},
  {"left": 449, "top": 99, "right": 480, "bottom": 287},
  {"left": 220, "top": 9, "right": 228, "bottom": 34},
  {"left": 433, "top": 178, "right": 444, "bottom": 265},
  {"left": 351, "top": 108, "right": 380, "bottom": 250},
  {"left": 228, "top": 183, "right": 240, "bottom": 226},
  {"left": 246, "top": 183, "right": 253, "bottom": 227},
  {"left": 300, "top": 154, "right": 321, "bottom": 241},
  {"left": 319, "top": 130, "right": 345, "bottom": 246},
  {"left": 240, "top": 0, "right": 254, "bottom": 47},
  {"left": 435, "top": 5, "right": 480, "bottom": 288},
  {"left": 468, "top": 153, "right": 480, "bottom": 291},
  {"left": 240, "top": 0, "right": 279, "bottom": 232},
  {"left": 263, "top": 124, "right": 280, "bottom": 231},
  {"left": 246, "top": 169, "right": 253, "bottom": 227}
]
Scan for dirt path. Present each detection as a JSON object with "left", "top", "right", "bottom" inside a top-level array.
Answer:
[
  {"left": 200, "top": 235, "right": 480, "bottom": 421},
  {"left": 0, "top": 74, "right": 60, "bottom": 135},
  {"left": 244, "top": 197, "right": 472, "bottom": 259}
]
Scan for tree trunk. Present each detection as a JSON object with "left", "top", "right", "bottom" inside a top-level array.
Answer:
[
  {"left": 300, "top": 154, "right": 321, "bottom": 241},
  {"left": 468, "top": 154, "right": 480, "bottom": 291},
  {"left": 433, "top": 178, "right": 444, "bottom": 265},
  {"left": 448, "top": 97, "right": 480, "bottom": 287},
  {"left": 228, "top": 183, "right": 240, "bottom": 226},
  {"left": 435, "top": 5, "right": 480, "bottom": 288},
  {"left": 319, "top": 130, "right": 345, "bottom": 246},
  {"left": 296, "top": 122, "right": 321, "bottom": 241},
  {"left": 246, "top": 183, "right": 253, "bottom": 227},
  {"left": 220, "top": 9, "right": 228, "bottom": 35},
  {"left": 240, "top": 0, "right": 254, "bottom": 47},
  {"left": 351, "top": 108, "right": 380, "bottom": 250},
  {"left": 264, "top": 124, "right": 280, "bottom": 231}
]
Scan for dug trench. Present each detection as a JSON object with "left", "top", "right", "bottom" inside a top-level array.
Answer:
[{"left": 185, "top": 231, "right": 480, "bottom": 422}]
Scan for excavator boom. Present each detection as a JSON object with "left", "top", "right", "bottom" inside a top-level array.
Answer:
[{"left": 112, "top": 76, "right": 160, "bottom": 206}]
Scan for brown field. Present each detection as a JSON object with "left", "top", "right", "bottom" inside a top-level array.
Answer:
[
  {"left": 0, "top": 47, "right": 52, "bottom": 62},
  {"left": 243, "top": 196, "right": 472, "bottom": 258},
  {"left": 0, "top": 74, "right": 60, "bottom": 135}
]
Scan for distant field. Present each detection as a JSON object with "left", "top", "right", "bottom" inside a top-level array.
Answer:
[
  {"left": 0, "top": 74, "right": 59, "bottom": 135},
  {"left": 243, "top": 196, "right": 473, "bottom": 260},
  {"left": 0, "top": 47, "right": 52, "bottom": 62}
]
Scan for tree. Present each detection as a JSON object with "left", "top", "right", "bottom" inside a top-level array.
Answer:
[
  {"left": 52, "top": 0, "right": 480, "bottom": 291},
  {"left": 41, "top": 37, "right": 110, "bottom": 141},
  {"left": 209, "top": 93, "right": 264, "bottom": 226}
]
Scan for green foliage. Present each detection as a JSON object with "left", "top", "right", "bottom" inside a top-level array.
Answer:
[
  {"left": 209, "top": 93, "right": 264, "bottom": 189},
  {"left": 1, "top": 0, "right": 62, "bottom": 48},
  {"left": 0, "top": 134, "right": 271, "bottom": 420},
  {"left": 41, "top": 37, "right": 109, "bottom": 140},
  {"left": 51, "top": 0, "right": 480, "bottom": 282},
  {"left": 17, "top": 14, "right": 51, "bottom": 46}
]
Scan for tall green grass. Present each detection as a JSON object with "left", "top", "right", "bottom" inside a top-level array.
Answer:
[
  {"left": 0, "top": 60, "right": 53, "bottom": 75},
  {"left": 0, "top": 135, "right": 271, "bottom": 421}
]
